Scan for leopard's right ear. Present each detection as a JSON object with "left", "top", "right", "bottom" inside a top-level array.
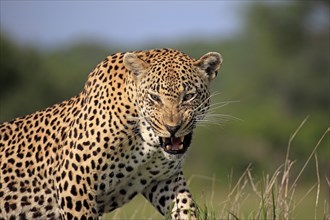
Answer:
[{"left": 123, "top": 53, "right": 149, "bottom": 81}]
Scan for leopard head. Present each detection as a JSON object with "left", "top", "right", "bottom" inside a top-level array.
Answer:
[{"left": 124, "top": 49, "right": 222, "bottom": 155}]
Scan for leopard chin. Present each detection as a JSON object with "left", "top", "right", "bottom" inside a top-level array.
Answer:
[{"left": 159, "top": 132, "right": 193, "bottom": 155}]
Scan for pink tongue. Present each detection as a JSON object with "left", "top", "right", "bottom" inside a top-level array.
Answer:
[{"left": 170, "top": 137, "right": 182, "bottom": 150}]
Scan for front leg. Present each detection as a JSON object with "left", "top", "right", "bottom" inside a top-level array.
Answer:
[{"left": 143, "top": 171, "right": 196, "bottom": 220}]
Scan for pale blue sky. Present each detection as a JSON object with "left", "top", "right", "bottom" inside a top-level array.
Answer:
[{"left": 0, "top": 1, "right": 246, "bottom": 48}]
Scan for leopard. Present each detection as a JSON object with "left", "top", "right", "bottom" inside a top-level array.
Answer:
[{"left": 0, "top": 48, "right": 223, "bottom": 220}]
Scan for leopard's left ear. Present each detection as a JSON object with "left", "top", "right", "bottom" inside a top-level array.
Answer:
[
  {"left": 194, "top": 52, "right": 223, "bottom": 81},
  {"left": 123, "top": 53, "right": 149, "bottom": 81}
]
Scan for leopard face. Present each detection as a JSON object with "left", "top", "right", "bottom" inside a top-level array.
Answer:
[{"left": 124, "top": 50, "right": 222, "bottom": 156}]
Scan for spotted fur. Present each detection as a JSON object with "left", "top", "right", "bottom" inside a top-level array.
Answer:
[{"left": 0, "top": 48, "right": 223, "bottom": 219}]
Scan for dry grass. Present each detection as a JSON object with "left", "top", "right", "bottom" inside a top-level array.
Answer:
[{"left": 195, "top": 118, "right": 329, "bottom": 220}]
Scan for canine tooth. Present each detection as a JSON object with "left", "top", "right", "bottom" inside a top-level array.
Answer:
[
  {"left": 179, "top": 144, "right": 183, "bottom": 150},
  {"left": 166, "top": 145, "right": 171, "bottom": 151},
  {"left": 179, "top": 137, "right": 184, "bottom": 142}
]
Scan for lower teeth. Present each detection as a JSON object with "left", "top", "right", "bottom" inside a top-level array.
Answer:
[{"left": 165, "top": 144, "right": 184, "bottom": 151}]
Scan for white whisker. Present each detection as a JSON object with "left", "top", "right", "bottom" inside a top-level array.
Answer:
[{"left": 199, "top": 100, "right": 240, "bottom": 113}]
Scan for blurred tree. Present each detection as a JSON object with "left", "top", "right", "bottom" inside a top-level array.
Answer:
[
  {"left": 219, "top": 1, "right": 329, "bottom": 177},
  {"left": 247, "top": 2, "right": 329, "bottom": 114},
  {"left": 0, "top": 34, "right": 55, "bottom": 122},
  {"left": 0, "top": 34, "right": 23, "bottom": 99}
]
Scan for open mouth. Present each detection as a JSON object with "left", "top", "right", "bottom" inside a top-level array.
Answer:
[{"left": 159, "top": 133, "right": 192, "bottom": 155}]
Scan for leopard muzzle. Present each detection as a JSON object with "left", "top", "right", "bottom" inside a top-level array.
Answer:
[{"left": 159, "top": 132, "right": 192, "bottom": 155}]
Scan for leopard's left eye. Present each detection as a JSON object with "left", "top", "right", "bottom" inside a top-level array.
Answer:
[
  {"left": 148, "top": 93, "right": 161, "bottom": 103},
  {"left": 182, "top": 93, "right": 196, "bottom": 102}
]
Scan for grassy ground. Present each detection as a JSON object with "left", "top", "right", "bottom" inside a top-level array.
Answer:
[{"left": 103, "top": 122, "right": 329, "bottom": 219}]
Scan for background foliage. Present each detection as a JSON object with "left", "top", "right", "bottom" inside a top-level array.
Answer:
[{"left": 0, "top": 2, "right": 329, "bottom": 218}]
